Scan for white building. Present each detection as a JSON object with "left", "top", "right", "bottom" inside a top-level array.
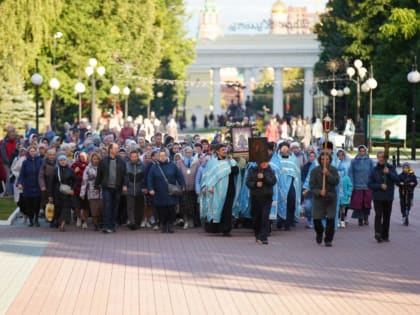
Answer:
[{"left": 186, "top": 0, "right": 322, "bottom": 127}]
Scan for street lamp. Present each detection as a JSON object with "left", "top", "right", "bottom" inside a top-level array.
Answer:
[
  {"left": 85, "top": 58, "right": 105, "bottom": 129},
  {"left": 327, "top": 59, "right": 340, "bottom": 130},
  {"left": 50, "top": 31, "right": 63, "bottom": 132},
  {"left": 49, "top": 77, "right": 60, "bottom": 131},
  {"left": 122, "top": 86, "right": 131, "bottom": 120},
  {"left": 31, "top": 60, "right": 43, "bottom": 134},
  {"left": 407, "top": 56, "right": 420, "bottom": 160},
  {"left": 75, "top": 81, "right": 86, "bottom": 123},
  {"left": 361, "top": 65, "right": 378, "bottom": 151},
  {"left": 110, "top": 84, "right": 120, "bottom": 117},
  {"left": 346, "top": 59, "right": 368, "bottom": 129}
]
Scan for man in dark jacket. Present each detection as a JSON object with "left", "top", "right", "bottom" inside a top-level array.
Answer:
[
  {"left": 125, "top": 150, "right": 147, "bottom": 230},
  {"left": 246, "top": 161, "right": 277, "bottom": 244},
  {"left": 368, "top": 151, "right": 399, "bottom": 243},
  {"left": 95, "top": 143, "right": 127, "bottom": 233}
]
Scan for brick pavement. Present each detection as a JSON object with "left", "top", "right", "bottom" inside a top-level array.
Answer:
[{"left": 1, "top": 164, "right": 420, "bottom": 315}]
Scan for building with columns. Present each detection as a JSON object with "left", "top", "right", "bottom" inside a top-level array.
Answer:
[{"left": 186, "top": 0, "right": 322, "bottom": 127}]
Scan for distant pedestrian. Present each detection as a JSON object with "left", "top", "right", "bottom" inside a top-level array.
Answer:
[
  {"left": 191, "top": 114, "right": 197, "bottom": 130},
  {"left": 397, "top": 162, "right": 417, "bottom": 226}
]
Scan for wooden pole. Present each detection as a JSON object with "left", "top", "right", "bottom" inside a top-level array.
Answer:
[{"left": 322, "top": 115, "right": 332, "bottom": 191}]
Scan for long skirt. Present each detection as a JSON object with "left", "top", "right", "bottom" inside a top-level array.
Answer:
[{"left": 350, "top": 189, "right": 372, "bottom": 218}]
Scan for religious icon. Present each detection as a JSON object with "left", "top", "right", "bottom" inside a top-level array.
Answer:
[
  {"left": 248, "top": 137, "right": 268, "bottom": 163},
  {"left": 232, "top": 127, "right": 252, "bottom": 153}
]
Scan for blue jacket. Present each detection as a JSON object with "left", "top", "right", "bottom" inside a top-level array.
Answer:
[
  {"left": 338, "top": 175, "right": 353, "bottom": 206},
  {"left": 147, "top": 160, "right": 186, "bottom": 207},
  {"left": 348, "top": 155, "right": 374, "bottom": 189},
  {"left": 368, "top": 163, "right": 398, "bottom": 201},
  {"left": 17, "top": 155, "right": 43, "bottom": 197}
]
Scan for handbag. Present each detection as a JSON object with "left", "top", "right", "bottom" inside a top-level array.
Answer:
[
  {"left": 157, "top": 164, "right": 183, "bottom": 196},
  {"left": 45, "top": 202, "right": 55, "bottom": 222},
  {"left": 58, "top": 168, "right": 72, "bottom": 195}
]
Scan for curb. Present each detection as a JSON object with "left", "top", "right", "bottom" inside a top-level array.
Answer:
[{"left": 0, "top": 207, "right": 20, "bottom": 226}]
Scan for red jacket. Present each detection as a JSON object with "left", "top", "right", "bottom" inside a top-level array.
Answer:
[{"left": 71, "top": 159, "right": 88, "bottom": 194}]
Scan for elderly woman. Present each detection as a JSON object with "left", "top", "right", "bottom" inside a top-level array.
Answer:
[
  {"left": 80, "top": 152, "right": 103, "bottom": 231},
  {"left": 310, "top": 152, "right": 340, "bottom": 247},
  {"left": 49, "top": 155, "right": 77, "bottom": 231},
  {"left": 147, "top": 150, "right": 186, "bottom": 233},
  {"left": 348, "top": 145, "right": 375, "bottom": 226},
  {"left": 17, "top": 146, "right": 43, "bottom": 227},
  {"left": 39, "top": 148, "right": 57, "bottom": 226},
  {"left": 176, "top": 146, "right": 200, "bottom": 229},
  {"left": 71, "top": 151, "right": 89, "bottom": 228}
]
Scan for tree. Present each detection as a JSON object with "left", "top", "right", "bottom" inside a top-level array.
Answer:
[
  {"left": 0, "top": 0, "right": 195, "bottom": 133},
  {"left": 314, "top": 0, "right": 420, "bottom": 132}
]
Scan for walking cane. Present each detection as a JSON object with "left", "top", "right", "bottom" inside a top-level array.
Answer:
[{"left": 322, "top": 115, "right": 332, "bottom": 190}]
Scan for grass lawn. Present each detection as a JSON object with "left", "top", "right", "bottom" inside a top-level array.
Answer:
[{"left": 0, "top": 197, "right": 17, "bottom": 220}]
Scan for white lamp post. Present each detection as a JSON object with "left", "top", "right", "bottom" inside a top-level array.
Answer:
[
  {"left": 122, "top": 86, "right": 131, "bottom": 120},
  {"left": 31, "top": 59, "right": 43, "bottom": 133},
  {"left": 361, "top": 65, "right": 377, "bottom": 150},
  {"left": 49, "top": 77, "right": 60, "bottom": 131},
  {"left": 85, "top": 58, "right": 105, "bottom": 129},
  {"left": 75, "top": 81, "right": 86, "bottom": 123},
  {"left": 407, "top": 57, "right": 420, "bottom": 160},
  {"left": 110, "top": 84, "right": 120, "bottom": 116},
  {"left": 346, "top": 59, "right": 368, "bottom": 128}
]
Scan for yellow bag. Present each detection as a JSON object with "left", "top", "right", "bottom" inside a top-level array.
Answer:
[{"left": 45, "top": 202, "right": 55, "bottom": 222}]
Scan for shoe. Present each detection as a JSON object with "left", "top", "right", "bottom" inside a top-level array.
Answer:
[
  {"left": 140, "top": 219, "right": 147, "bottom": 228},
  {"left": 340, "top": 221, "right": 345, "bottom": 228},
  {"left": 167, "top": 224, "right": 175, "bottom": 233},
  {"left": 153, "top": 225, "right": 159, "bottom": 231},
  {"left": 183, "top": 222, "right": 188, "bottom": 230},
  {"left": 76, "top": 217, "right": 82, "bottom": 228},
  {"left": 382, "top": 238, "right": 390, "bottom": 242},
  {"left": 256, "top": 238, "right": 262, "bottom": 244},
  {"left": 222, "top": 232, "right": 232, "bottom": 237},
  {"left": 34, "top": 220, "right": 40, "bottom": 227},
  {"left": 375, "top": 234, "right": 383, "bottom": 243},
  {"left": 404, "top": 217, "right": 409, "bottom": 226},
  {"left": 316, "top": 234, "right": 322, "bottom": 244},
  {"left": 145, "top": 221, "right": 152, "bottom": 228},
  {"left": 28, "top": 222, "right": 34, "bottom": 227},
  {"left": 102, "top": 229, "right": 114, "bottom": 233},
  {"left": 358, "top": 219, "right": 363, "bottom": 226},
  {"left": 262, "top": 240, "right": 269, "bottom": 245},
  {"left": 325, "top": 242, "right": 332, "bottom": 247},
  {"left": 82, "top": 222, "right": 88, "bottom": 229}
]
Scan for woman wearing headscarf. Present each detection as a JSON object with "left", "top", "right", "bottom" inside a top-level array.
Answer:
[
  {"left": 147, "top": 149, "right": 186, "bottom": 233},
  {"left": 348, "top": 145, "right": 375, "bottom": 226},
  {"left": 310, "top": 152, "right": 340, "bottom": 247},
  {"left": 17, "top": 146, "right": 43, "bottom": 227},
  {"left": 80, "top": 152, "right": 103, "bottom": 231},
  {"left": 49, "top": 155, "right": 77, "bottom": 231},
  {"left": 176, "top": 146, "right": 200, "bottom": 229}
]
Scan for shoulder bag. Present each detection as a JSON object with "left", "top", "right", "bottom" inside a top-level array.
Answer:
[
  {"left": 58, "top": 168, "right": 73, "bottom": 195},
  {"left": 157, "top": 164, "right": 183, "bottom": 196}
]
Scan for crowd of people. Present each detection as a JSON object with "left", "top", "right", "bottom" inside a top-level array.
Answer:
[{"left": 1, "top": 114, "right": 417, "bottom": 247}]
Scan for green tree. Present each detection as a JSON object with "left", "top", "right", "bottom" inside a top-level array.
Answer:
[{"left": 314, "top": 0, "right": 420, "bottom": 132}]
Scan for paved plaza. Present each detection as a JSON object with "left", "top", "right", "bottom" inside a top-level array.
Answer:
[{"left": 1, "top": 164, "right": 420, "bottom": 315}]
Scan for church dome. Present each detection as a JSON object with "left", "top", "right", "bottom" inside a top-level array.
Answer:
[{"left": 272, "top": 0, "right": 287, "bottom": 14}]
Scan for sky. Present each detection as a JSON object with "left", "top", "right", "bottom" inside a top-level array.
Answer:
[{"left": 184, "top": 0, "right": 328, "bottom": 37}]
